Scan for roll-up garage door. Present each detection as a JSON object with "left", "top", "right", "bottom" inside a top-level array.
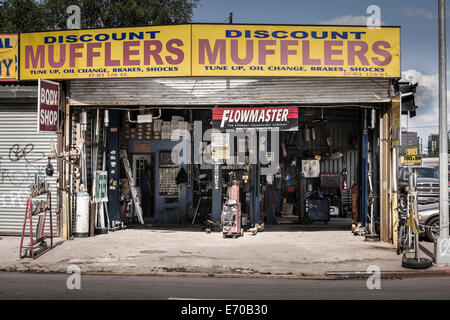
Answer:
[{"left": 0, "top": 103, "right": 58, "bottom": 235}]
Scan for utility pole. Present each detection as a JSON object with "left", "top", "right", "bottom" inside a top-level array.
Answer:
[{"left": 435, "top": 0, "right": 450, "bottom": 264}]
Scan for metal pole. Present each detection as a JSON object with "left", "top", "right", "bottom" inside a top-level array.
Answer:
[
  {"left": 436, "top": 0, "right": 450, "bottom": 264},
  {"left": 413, "top": 170, "right": 420, "bottom": 261}
]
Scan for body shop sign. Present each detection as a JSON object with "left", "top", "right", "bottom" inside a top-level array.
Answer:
[
  {"left": 37, "top": 79, "right": 59, "bottom": 133},
  {"left": 213, "top": 107, "right": 298, "bottom": 131}
]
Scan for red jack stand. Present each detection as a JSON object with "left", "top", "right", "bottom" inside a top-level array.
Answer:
[{"left": 19, "top": 190, "right": 53, "bottom": 259}]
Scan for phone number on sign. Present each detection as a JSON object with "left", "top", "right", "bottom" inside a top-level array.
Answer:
[{"left": 88, "top": 72, "right": 128, "bottom": 78}]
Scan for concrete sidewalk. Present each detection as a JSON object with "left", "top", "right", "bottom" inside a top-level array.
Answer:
[{"left": 1, "top": 218, "right": 449, "bottom": 278}]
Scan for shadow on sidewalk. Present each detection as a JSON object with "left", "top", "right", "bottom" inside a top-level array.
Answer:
[{"left": 125, "top": 217, "right": 352, "bottom": 233}]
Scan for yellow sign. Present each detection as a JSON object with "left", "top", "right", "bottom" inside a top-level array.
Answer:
[
  {"left": 19, "top": 24, "right": 401, "bottom": 80},
  {"left": 401, "top": 158, "right": 421, "bottom": 166},
  {"left": 192, "top": 24, "right": 400, "bottom": 77},
  {"left": 391, "top": 94, "right": 401, "bottom": 147},
  {"left": 406, "top": 147, "right": 418, "bottom": 156},
  {"left": 20, "top": 25, "right": 191, "bottom": 80},
  {"left": 0, "top": 33, "right": 18, "bottom": 81}
]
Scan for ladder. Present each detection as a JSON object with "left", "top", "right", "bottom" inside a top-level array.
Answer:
[{"left": 120, "top": 149, "right": 144, "bottom": 224}]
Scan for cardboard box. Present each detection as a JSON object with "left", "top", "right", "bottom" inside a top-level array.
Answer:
[
  {"left": 153, "top": 119, "right": 163, "bottom": 130},
  {"left": 172, "top": 116, "right": 184, "bottom": 122}
]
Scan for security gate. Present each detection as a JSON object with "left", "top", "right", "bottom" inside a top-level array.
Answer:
[{"left": 0, "top": 103, "right": 58, "bottom": 235}]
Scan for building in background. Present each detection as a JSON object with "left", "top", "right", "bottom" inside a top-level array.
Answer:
[
  {"left": 400, "top": 131, "right": 421, "bottom": 165},
  {"left": 401, "top": 131, "right": 420, "bottom": 149},
  {"left": 428, "top": 134, "right": 439, "bottom": 156}
]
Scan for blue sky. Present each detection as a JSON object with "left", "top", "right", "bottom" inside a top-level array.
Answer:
[{"left": 194, "top": 0, "right": 443, "bottom": 153}]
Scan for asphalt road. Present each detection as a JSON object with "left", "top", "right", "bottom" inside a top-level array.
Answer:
[{"left": 0, "top": 272, "right": 450, "bottom": 300}]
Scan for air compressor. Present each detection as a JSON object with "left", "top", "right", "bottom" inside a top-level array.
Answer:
[{"left": 222, "top": 172, "right": 243, "bottom": 238}]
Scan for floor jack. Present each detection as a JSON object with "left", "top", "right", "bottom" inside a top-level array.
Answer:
[{"left": 222, "top": 173, "right": 244, "bottom": 238}]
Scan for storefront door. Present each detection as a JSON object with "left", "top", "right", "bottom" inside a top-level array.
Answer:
[{"left": 132, "top": 154, "right": 151, "bottom": 201}]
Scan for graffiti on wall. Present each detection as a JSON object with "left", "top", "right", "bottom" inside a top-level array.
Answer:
[{"left": 0, "top": 143, "right": 47, "bottom": 207}]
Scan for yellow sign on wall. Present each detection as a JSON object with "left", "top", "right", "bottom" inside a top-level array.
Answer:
[
  {"left": 406, "top": 147, "right": 418, "bottom": 156},
  {"left": 0, "top": 33, "right": 18, "bottom": 81},
  {"left": 20, "top": 25, "right": 191, "bottom": 80},
  {"left": 192, "top": 24, "right": 400, "bottom": 77},
  {"left": 19, "top": 24, "right": 401, "bottom": 80}
]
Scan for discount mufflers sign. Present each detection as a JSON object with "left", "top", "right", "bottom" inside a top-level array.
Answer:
[
  {"left": 19, "top": 24, "right": 400, "bottom": 80},
  {"left": 212, "top": 107, "right": 298, "bottom": 131},
  {"left": 192, "top": 24, "right": 400, "bottom": 77},
  {"left": 37, "top": 79, "right": 59, "bottom": 133},
  {"left": 20, "top": 25, "right": 190, "bottom": 79}
]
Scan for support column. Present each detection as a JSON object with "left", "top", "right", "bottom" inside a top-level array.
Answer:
[
  {"left": 107, "top": 110, "right": 121, "bottom": 225},
  {"left": 212, "top": 160, "right": 222, "bottom": 222},
  {"left": 361, "top": 109, "right": 369, "bottom": 226}
]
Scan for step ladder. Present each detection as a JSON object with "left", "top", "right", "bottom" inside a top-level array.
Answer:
[{"left": 120, "top": 149, "right": 144, "bottom": 224}]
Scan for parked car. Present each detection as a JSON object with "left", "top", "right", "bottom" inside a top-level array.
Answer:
[
  {"left": 399, "top": 166, "right": 439, "bottom": 205},
  {"left": 418, "top": 202, "right": 444, "bottom": 242}
]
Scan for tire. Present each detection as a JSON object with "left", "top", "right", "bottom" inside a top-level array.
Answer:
[
  {"left": 425, "top": 216, "right": 440, "bottom": 242},
  {"left": 402, "top": 255, "right": 433, "bottom": 269}
]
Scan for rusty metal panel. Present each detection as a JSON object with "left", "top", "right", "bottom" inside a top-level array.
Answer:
[{"left": 69, "top": 77, "right": 391, "bottom": 106}]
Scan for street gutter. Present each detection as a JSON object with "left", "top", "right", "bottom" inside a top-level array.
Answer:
[{"left": 1, "top": 268, "right": 450, "bottom": 280}]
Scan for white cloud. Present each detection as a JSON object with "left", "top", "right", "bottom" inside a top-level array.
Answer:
[
  {"left": 318, "top": 15, "right": 385, "bottom": 26},
  {"left": 401, "top": 69, "right": 438, "bottom": 104},
  {"left": 404, "top": 7, "right": 436, "bottom": 20},
  {"left": 401, "top": 69, "right": 450, "bottom": 153}
]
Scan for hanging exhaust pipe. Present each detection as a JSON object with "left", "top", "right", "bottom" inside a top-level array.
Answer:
[
  {"left": 369, "top": 108, "right": 376, "bottom": 129},
  {"left": 304, "top": 128, "right": 311, "bottom": 142}
]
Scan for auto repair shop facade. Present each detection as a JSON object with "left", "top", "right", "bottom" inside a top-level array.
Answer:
[{"left": 0, "top": 24, "right": 411, "bottom": 245}]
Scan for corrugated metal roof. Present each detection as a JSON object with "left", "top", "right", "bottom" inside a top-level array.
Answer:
[
  {"left": 69, "top": 77, "right": 391, "bottom": 106},
  {"left": 0, "top": 85, "right": 38, "bottom": 100}
]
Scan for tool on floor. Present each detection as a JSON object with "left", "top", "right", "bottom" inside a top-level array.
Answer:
[
  {"left": 247, "top": 222, "right": 264, "bottom": 236},
  {"left": 120, "top": 149, "right": 144, "bottom": 224},
  {"left": 204, "top": 219, "right": 222, "bottom": 233}
]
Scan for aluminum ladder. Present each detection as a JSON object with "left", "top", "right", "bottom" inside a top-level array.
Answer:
[{"left": 120, "top": 149, "right": 144, "bottom": 224}]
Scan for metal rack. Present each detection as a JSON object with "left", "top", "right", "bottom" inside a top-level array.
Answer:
[{"left": 19, "top": 190, "right": 53, "bottom": 259}]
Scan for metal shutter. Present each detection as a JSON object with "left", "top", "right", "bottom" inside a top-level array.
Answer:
[{"left": 0, "top": 103, "right": 58, "bottom": 235}]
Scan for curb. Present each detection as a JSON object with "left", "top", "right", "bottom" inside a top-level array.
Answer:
[{"left": 2, "top": 268, "right": 450, "bottom": 280}]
